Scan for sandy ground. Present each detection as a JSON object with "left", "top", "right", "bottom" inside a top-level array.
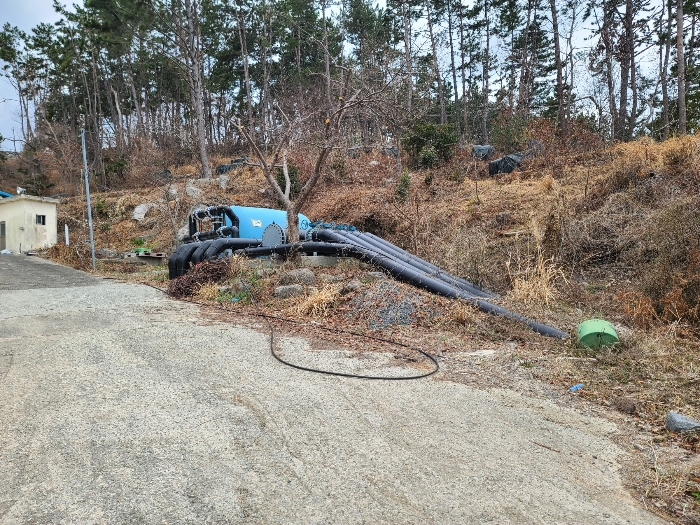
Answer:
[{"left": 0, "top": 255, "right": 667, "bottom": 524}]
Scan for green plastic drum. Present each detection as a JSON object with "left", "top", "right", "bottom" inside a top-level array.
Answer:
[{"left": 576, "top": 319, "right": 619, "bottom": 349}]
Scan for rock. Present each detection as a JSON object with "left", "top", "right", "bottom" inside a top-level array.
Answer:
[
  {"left": 274, "top": 284, "right": 303, "bottom": 299},
  {"left": 278, "top": 268, "right": 316, "bottom": 285},
  {"left": 612, "top": 397, "right": 638, "bottom": 414},
  {"left": 185, "top": 181, "right": 202, "bottom": 199},
  {"left": 369, "top": 160, "right": 381, "bottom": 168},
  {"left": 495, "top": 212, "right": 512, "bottom": 226},
  {"left": 666, "top": 411, "right": 700, "bottom": 433},
  {"left": 192, "top": 177, "right": 216, "bottom": 187},
  {"left": 363, "top": 271, "right": 387, "bottom": 281},
  {"left": 219, "top": 279, "right": 247, "bottom": 294},
  {"left": 133, "top": 203, "right": 155, "bottom": 221},
  {"left": 177, "top": 226, "right": 190, "bottom": 241},
  {"left": 341, "top": 280, "right": 362, "bottom": 295},
  {"left": 218, "top": 174, "right": 230, "bottom": 190},
  {"left": 165, "top": 185, "right": 178, "bottom": 200},
  {"left": 319, "top": 273, "right": 345, "bottom": 283}
]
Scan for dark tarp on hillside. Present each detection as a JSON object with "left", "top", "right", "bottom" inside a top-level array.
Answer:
[
  {"left": 472, "top": 145, "right": 496, "bottom": 160},
  {"left": 487, "top": 140, "right": 544, "bottom": 176}
]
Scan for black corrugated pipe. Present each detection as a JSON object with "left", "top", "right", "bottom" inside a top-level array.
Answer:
[
  {"left": 235, "top": 241, "right": 568, "bottom": 339},
  {"left": 362, "top": 231, "right": 494, "bottom": 298},
  {"left": 192, "top": 206, "right": 237, "bottom": 225},
  {"left": 310, "top": 229, "right": 493, "bottom": 299},
  {"left": 172, "top": 243, "right": 203, "bottom": 277},
  {"left": 169, "top": 243, "right": 190, "bottom": 279},
  {"left": 182, "top": 226, "right": 239, "bottom": 243},
  {"left": 191, "top": 240, "right": 215, "bottom": 265},
  {"left": 202, "top": 238, "right": 262, "bottom": 261}
]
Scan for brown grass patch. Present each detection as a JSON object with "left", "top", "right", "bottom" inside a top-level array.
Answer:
[
  {"left": 166, "top": 259, "right": 232, "bottom": 298},
  {"left": 292, "top": 284, "right": 341, "bottom": 317}
]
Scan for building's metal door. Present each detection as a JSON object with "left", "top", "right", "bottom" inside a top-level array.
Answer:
[{"left": 0, "top": 222, "right": 5, "bottom": 250}]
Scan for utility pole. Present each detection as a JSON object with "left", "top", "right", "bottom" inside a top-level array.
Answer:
[{"left": 81, "top": 129, "right": 96, "bottom": 270}]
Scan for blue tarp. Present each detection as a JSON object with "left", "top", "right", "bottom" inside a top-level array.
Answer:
[{"left": 0, "top": 190, "right": 12, "bottom": 198}]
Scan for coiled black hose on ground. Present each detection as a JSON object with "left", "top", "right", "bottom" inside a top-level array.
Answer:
[{"left": 147, "top": 282, "right": 439, "bottom": 380}]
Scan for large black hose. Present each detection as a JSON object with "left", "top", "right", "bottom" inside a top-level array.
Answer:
[
  {"left": 183, "top": 225, "right": 239, "bottom": 243},
  {"left": 173, "top": 243, "right": 202, "bottom": 277},
  {"left": 235, "top": 241, "right": 568, "bottom": 338},
  {"left": 191, "top": 240, "right": 215, "bottom": 265},
  {"left": 192, "top": 205, "right": 238, "bottom": 226},
  {"left": 312, "top": 229, "right": 493, "bottom": 299},
  {"left": 168, "top": 243, "right": 190, "bottom": 279},
  {"left": 202, "top": 238, "right": 261, "bottom": 261},
  {"left": 362, "top": 231, "right": 494, "bottom": 298}
]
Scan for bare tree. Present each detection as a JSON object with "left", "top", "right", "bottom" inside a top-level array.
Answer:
[{"left": 237, "top": 71, "right": 381, "bottom": 248}]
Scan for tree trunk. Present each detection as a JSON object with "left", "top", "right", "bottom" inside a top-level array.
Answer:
[
  {"left": 517, "top": 0, "right": 534, "bottom": 112},
  {"left": 628, "top": 47, "right": 638, "bottom": 140},
  {"left": 322, "top": 0, "right": 332, "bottom": 106},
  {"left": 425, "top": 1, "right": 446, "bottom": 124},
  {"left": 458, "top": 3, "right": 469, "bottom": 140},
  {"left": 615, "top": 0, "right": 633, "bottom": 142},
  {"left": 661, "top": 1, "right": 672, "bottom": 140},
  {"left": 677, "top": 0, "right": 686, "bottom": 135},
  {"left": 125, "top": 56, "right": 144, "bottom": 138},
  {"left": 549, "top": 0, "right": 566, "bottom": 135},
  {"left": 482, "top": 0, "right": 490, "bottom": 143},
  {"left": 447, "top": 1, "right": 460, "bottom": 134},
  {"left": 184, "top": 0, "right": 211, "bottom": 178},
  {"left": 402, "top": 3, "right": 413, "bottom": 114},
  {"left": 237, "top": 9, "right": 254, "bottom": 135}
]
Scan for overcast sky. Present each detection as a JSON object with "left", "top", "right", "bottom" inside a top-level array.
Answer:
[{"left": 0, "top": 0, "right": 66, "bottom": 150}]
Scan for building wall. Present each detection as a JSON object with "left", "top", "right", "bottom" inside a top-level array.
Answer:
[{"left": 0, "top": 197, "right": 58, "bottom": 253}]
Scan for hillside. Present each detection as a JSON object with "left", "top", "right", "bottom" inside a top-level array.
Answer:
[{"left": 3, "top": 135, "right": 700, "bottom": 522}]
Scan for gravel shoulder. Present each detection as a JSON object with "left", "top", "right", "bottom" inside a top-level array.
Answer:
[{"left": 0, "top": 255, "right": 667, "bottom": 524}]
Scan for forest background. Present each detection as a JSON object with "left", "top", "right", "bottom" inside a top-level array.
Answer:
[{"left": 0, "top": 0, "right": 697, "bottom": 193}]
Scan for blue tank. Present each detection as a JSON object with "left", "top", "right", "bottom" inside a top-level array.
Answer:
[{"left": 224, "top": 205, "right": 311, "bottom": 240}]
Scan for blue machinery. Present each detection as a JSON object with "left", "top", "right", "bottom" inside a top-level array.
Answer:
[{"left": 169, "top": 204, "right": 568, "bottom": 338}]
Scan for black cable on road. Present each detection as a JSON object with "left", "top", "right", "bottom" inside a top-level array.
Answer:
[{"left": 143, "top": 281, "right": 439, "bottom": 380}]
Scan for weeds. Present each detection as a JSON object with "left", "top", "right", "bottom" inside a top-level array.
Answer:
[
  {"left": 395, "top": 171, "right": 411, "bottom": 201},
  {"left": 293, "top": 284, "right": 341, "bottom": 317}
]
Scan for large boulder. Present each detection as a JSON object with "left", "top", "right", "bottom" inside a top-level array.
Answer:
[
  {"left": 185, "top": 181, "right": 202, "bottom": 199},
  {"left": 666, "top": 411, "right": 700, "bottom": 432},
  {"left": 133, "top": 203, "right": 155, "bottom": 221},
  {"left": 274, "top": 284, "right": 303, "bottom": 299},
  {"left": 278, "top": 268, "right": 316, "bottom": 286}
]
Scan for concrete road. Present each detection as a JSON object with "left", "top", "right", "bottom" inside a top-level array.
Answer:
[{"left": 0, "top": 255, "right": 665, "bottom": 524}]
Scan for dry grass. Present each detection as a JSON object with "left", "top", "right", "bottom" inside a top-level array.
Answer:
[
  {"left": 448, "top": 300, "right": 481, "bottom": 326},
  {"left": 292, "top": 284, "right": 342, "bottom": 317},
  {"left": 195, "top": 282, "right": 220, "bottom": 301},
  {"left": 43, "top": 243, "right": 94, "bottom": 271},
  {"left": 508, "top": 252, "right": 564, "bottom": 306},
  {"left": 166, "top": 259, "right": 233, "bottom": 298}
]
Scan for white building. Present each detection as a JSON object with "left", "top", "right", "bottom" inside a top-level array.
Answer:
[{"left": 0, "top": 194, "right": 60, "bottom": 253}]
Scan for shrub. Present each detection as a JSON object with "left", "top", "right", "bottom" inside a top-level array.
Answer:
[
  {"left": 402, "top": 122, "right": 457, "bottom": 166},
  {"left": 419, "top": 146, "right": 437, "bottom": 168},
  {"left": 395, "top": 171, "right": 411, "bottom": 201}
]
